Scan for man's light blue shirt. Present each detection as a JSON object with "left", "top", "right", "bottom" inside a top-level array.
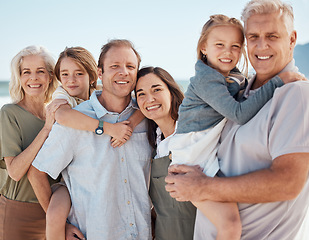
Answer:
[{"left": 33, "top": 91, "right": 152, "bottom": 240}]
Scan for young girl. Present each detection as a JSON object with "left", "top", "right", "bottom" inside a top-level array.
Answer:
[
  {"left": 46, "top": 46, "right": 144, "bottom": 240},
  {"left": 169, "top": 14, "right": 301, "bottom": 239}
]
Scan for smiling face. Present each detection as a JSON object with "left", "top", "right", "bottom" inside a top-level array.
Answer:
[
  {"left": 59, "top": 57, "right": 90, "bottom": 100},
  {"left": 201, "top": 25, "right": 243, "bottom": 77},
  {"left": 20, "top": 55, "right": 51, "bottom": 100},
  {"left": 245, "top": 12, "right": 296, "bottom": 83},
  {"left": 136, "top": 73, "right": 172, "bottom": 124},
  {"left": 99, "top": 46, "right": 138, "bottom": 101}
]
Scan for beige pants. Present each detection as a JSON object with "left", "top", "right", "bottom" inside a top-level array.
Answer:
[{"left": 0, "top": 195, "right": 46, "bottom": 240}]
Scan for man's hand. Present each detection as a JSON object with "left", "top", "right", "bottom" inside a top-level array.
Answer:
[
  {"left": 65, "top": 223, "right": 85, "bottom": 240},
  {"left": 165, "top": 164, "right": 206, "bottom": 202}
]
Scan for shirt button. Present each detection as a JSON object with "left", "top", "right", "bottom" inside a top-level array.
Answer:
[
  {"left": 121, "top": 158, "right": 124, "bottom": 162},
  {"left": 124, "top": 179, "right": 127, "bottom": 183},
  {"left": 127, "top": 201, "right": 130, "bottom": 205},
  {"left": 130, "top": 223, "right": 134, "bottom": 226}
]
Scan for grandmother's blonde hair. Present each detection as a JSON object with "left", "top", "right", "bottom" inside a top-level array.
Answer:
[{"left": 10, "top": 45, "right": 58, "bottom": 103}]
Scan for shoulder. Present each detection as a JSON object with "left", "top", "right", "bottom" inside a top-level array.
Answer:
[
  {"left": 275, "top": 81, "right": 309, "bottom": 98},
  {"left": 270, "top": 81, "right": 309, "bottom": 114},
  {"left": 192, "top": 60, "right": 225, "bottom": 85},
  {"left": 53, "top": 86, "right": 67, "bottom": 95},
  {"left": 52, "top": 86, "right": 70, "bottom": 99},
  {"left": 0, "top": 104, "right": 20, "bottom": 116}
]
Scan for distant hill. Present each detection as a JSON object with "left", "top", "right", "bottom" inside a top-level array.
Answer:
[{"left": 294, "top": 43, "right": 309, "bottom": 77}]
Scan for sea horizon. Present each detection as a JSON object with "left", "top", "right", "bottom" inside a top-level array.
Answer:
[{"left": 0, "top": 80, "right": 190, "bottom": 108}]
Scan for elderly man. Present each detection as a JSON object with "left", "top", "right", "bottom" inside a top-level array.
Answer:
[
  {"left": 28, "top": 39, "right": 152, "bottom": 240},
  {"left": 166, "top": 0, "right": 309, "bottom": 239}
]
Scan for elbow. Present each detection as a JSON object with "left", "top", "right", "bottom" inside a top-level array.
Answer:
[
  {"left": 276, "top": 179, "right": 305, "bottom": 201},
  {"left": 234, "top": 118, "right": 248, "bottom": 125},
  {"left": 233, "top": 113, "right": 250, "bottom": 125},
  {"left": 5, "top": 158, "right": 28, "bottom": 181},
  {"left": 8, "top": 170, "right": 22, "bottom": 182},
  {"left": 55, "top": 111, "right": 66, "bottom": 125},
  {"left": 282, "top": 184, "right": 304, "bottom": 200},
  {"left": 6, "top": 165, "right": 23, "bottom": 182}
]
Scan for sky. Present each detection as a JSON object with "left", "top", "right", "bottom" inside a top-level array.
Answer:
[{"left": 0, "top": 0, "right": 308, "bottom": 81}]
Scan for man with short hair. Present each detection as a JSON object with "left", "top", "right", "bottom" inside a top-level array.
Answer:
[
  {"left": 165, "top": 1, "right": 309, "bottom": 239},
  {"left": 29, "top": 39, "right": 152, "bottom": 239}
]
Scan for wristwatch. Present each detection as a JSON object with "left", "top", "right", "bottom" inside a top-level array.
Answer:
[{"left": 95, "top": 120, "right": 104, "bottom": 135}]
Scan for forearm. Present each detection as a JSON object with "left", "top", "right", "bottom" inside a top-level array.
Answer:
[
  {"left": 202, "top": 153, "right": 309, "bottom": 203},
  {"left": 127, "top": 109, "right": 144, "bottom": 129},
  {"left": 55, "top": 106, "right": 99, "bottom": 132},
  {"left": 4, "top": 127, "right": 51, "bottom": 181},
  {"left": 27, "top": 166, "right": 52, "bottom": 212},
  {"left": 202, "top": 169, "right": 287, "bottom": 203},
  {"left": 167, "top": 153, "right": 309, "bottom": 204}
]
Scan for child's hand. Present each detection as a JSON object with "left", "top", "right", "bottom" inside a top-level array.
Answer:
[
  {"left": 111, "top": 138, "right": 125, "bottom": 148},
  {"left": 104, "top": 121, "right": 133, "bottom": 147},
  {"left": 279, "top": 72, "right": 307, "bottom": 84},
  {"left": 44, "top": 99, "right": 68, "bottom": 131}
]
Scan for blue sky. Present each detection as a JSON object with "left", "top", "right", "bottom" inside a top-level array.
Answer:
[{"left": 0, "top": 0, "right": 308, "bottom": 81}]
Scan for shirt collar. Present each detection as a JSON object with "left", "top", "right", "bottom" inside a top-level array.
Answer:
[
  {"left": 245, "top": 59, "right": 300, "bottom": 97},
  {"left": 89, "top": 90, "right": 137, "bottom": 119}
]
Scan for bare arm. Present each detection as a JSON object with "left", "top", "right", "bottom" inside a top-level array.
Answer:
[
  {"left": 28, "top": 165, "right": 84, "bottom": 239},
  {"left": 165, "top": 152, "right": 309, "bottom": 203},
  {"left": 110, "top": 110, "right": 145, "bottom": 148},
  {"left": 55, "top": 104, "right": 99, "bottom": 132},
  {"left": 27, "top": 165, "right": 52, "bottom": 212},
  {"left": 4, "top": 100, "right": 66, "bottom": 181},
  {"left": 55, "top": 103, "right": 137, "bottom": 148},
  {"left": 127, "top": 109, "right": 145, "bottom": 130}
]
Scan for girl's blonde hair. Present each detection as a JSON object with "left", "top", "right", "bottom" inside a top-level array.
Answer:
[
  {"left": 54, "top": 47, "right": 98, "bottom": 95},
  {"left": 197, "top": 14, "right": 248, "bottom": 77},
  {"left": 10, "top": 45, "right": 58, "bottom": 103}
]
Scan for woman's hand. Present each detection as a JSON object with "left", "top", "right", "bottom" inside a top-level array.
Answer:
[{"left": 44, "top": 99, "right": 68, "bottom": 131}]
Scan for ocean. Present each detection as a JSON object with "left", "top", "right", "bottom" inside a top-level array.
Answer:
[
  {"left": 0, "top": 80, "right": 190, "bottom": 108},
  {"left": 0, "top": 81, "right": 11, "bottom": 108}
]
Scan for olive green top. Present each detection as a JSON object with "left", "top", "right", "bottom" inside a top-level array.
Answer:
[
  {"left": 0, "top": 104, "right": 57, "bottom": 203},
  {"left": 149, "top": 154, "right": 196, "bottom": 240}
]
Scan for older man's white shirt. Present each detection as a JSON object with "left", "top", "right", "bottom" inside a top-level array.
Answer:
[{"left": 194, "top": 61, "right": 309, "bottom": 239}]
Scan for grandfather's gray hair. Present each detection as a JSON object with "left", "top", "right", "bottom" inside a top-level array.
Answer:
[{"left": 241, "top": 0, "right": 294, "bottom": 35}]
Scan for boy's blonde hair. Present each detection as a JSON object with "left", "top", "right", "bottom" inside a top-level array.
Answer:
[
  {"left": 197, "top": 14, "right": 248, "bottom": 76},
  {"left": 54, "top": 47, "right": 98, "bottom": 95},
  {"left": 10, "top": 45, "right": 58, "bottom": 103}
]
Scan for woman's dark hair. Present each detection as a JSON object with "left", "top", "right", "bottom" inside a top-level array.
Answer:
[{"left": 136, "top": 67, "right": 184, "bottom": 149}]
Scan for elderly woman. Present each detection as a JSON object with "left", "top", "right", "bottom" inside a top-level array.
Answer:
[
  {"left": 135, "top": 67, "right": 196, "bottom": 240},
  {"left": 0, "top": 46, "right": 64, "bottom": 239}
]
